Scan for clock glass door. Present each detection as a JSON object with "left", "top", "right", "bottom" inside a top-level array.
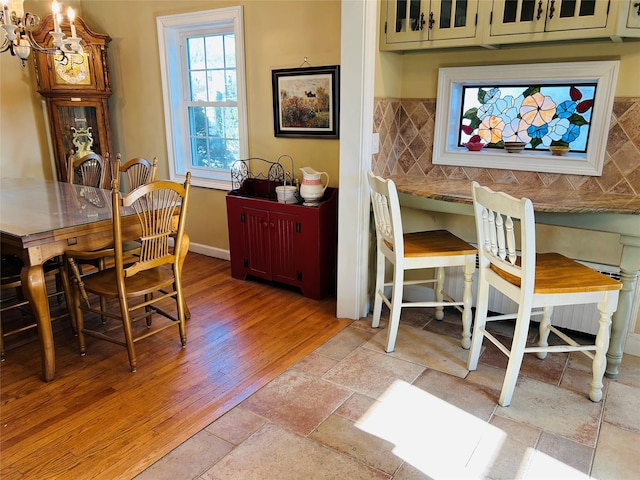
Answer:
[
  {"left": 50, "top": 102, "right": 105, "bottom": 182},
  {"left": 58, "top": 104, "right": 101, "bottom": 159}
]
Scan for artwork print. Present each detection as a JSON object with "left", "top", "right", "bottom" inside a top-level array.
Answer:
[{"left": 272, "top": 65, "right": 340, "bottom": 138}]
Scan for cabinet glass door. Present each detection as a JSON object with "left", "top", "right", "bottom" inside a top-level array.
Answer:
[
  {"left": 491, "top": 0, "right": 609, "bottom": 36},
  {"left": 491, "top": 0, "right": 547, "bottom": 35},
  {"left": 627, "top": 0, "right": 640, "bottom": 29},
  {"left": 386, "top": 0, "right": 428, "bottom": 43},
  {"left": 430, "top": 0, "right": 478, "bottom": 40},
  {"left": 545, "top": 0, "right": 609, "bottom": 31}
]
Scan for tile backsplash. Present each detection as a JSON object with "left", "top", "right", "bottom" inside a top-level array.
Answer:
[{"left": 372, "top": 97, "right": 640, "bottom": 195}]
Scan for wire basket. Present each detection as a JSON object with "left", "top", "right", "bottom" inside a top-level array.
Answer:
[{"left": 230, "top": 155, "right": 295, "bottom": 200}]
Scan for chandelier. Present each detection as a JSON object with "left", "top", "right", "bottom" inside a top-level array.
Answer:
[{"left": 1, "top": 0, "right": 81, "bottom": 67}]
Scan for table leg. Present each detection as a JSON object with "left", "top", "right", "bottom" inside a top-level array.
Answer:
[
  {"left": 21, "top": 263, "right": 56, "bottom": 381},
  {"left": 606, "top": 237, "right": 640, "bottom": 378}
]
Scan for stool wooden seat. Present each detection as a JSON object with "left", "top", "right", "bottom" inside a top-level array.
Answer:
[
  {"left": 368, "top": 172, "right": 477, "bottom": 352},
  {"left": 467, "top": 182, "right": 621, "bottom": 407}
]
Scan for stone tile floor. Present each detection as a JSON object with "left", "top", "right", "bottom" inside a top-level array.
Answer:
[{"left": 136, "top": 308, "right": 640, "bottom": 480}]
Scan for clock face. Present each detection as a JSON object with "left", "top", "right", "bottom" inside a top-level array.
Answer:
[{"left": 54, "top": 52, "right": 91, "bottom": 85}]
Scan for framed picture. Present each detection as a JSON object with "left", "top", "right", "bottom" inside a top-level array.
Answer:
[{"left": 272, "top": 65, "right": 340, "bottom": 138}]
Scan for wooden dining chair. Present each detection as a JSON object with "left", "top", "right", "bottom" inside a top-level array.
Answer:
[
  {"left": 67, "top": 152, "right": 108, "bottom": 188},
  {"left": 115, "top": 155, "right": 158, "bottom": 192},
  {"left": 66, "top": 173, "right": 192, "bottom": 372},
  {"left": 467, "top": 182, "right": 622, "bottom": 407},
  {"left": 368, "top": 171, "right": 477, "bottom": 352}
]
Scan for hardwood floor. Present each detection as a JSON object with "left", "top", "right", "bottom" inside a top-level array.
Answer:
[{"left": 0, "top": 253, "right": 352, "bottom": 479}]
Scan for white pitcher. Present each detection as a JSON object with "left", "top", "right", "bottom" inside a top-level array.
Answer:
[{"left": 299, "top": 167, "right": 329, "bottom": 203}]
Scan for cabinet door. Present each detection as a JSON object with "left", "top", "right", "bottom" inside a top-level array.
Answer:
[
  {"left": 385, "top": 0, "right": 429, "bottom": 44},
  {"left": 490, "top": 0, "right": 548, "bottom": 35},
  {"left": 625, "top": 0, "right": 640, "bottom": 29},
  {"left": 430, "top": 0, "right": 479, "bottom": 40},
  {"left": 242, "top": 207, "right": 271, "bottom": 278},
  {"left": 491, "top": 0, "right": 610, "bottom": 36},
  {"left": 269, "top": 211, "right": 301, "bottom": 286},
  {"left": 544, "top": 0, "right": 610, "bottom": 31}
]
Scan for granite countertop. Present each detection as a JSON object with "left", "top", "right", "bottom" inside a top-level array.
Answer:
[{"left": 389, "top": 176, "right": 640, "bottom": 215}]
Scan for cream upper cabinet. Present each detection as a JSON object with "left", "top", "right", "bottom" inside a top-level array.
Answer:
[
  {"left": 381, "top": 0, "right": 481, "bottom": 50},
  {"left": 489, "top": 0, "right": 611, "bottom": 38},
  {"left": 380, "top": 0, "right": 639, "bottom": 50},
  {"left": 618, "top": 0, "right": 640, "bottom": 34}
]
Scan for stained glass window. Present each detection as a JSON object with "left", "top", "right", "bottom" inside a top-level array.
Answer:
[{"left": 458, "top": 83, "right": 597, "bottom": 153}]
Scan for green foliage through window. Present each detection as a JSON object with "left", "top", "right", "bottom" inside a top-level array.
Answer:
[{"left": 186, "top": 34, "right": 239, "bottom": 170}]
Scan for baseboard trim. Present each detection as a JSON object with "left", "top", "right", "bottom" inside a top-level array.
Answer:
[
  {"left": 189, "top": 242, "right": 230, "bottom": 261},
  {"left": 623, "top": 332, "right": 640, "bottom": 357}
]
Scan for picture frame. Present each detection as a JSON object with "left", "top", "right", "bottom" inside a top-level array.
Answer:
[{"left": 272, "top": 65, "right": 340, "bottom": 138}]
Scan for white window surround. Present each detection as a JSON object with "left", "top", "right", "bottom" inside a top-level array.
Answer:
[
  {"left": 157, "top": 7, "right": 248, "bottom": 189},
  {"left": 433, "top": 61, "right": 619, "bottom": 176}
]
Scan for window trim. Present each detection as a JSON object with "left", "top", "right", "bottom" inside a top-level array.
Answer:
[
  {"left": 157, "top": 6, "right": 248, "bottom": 189},
  {"left": 433, "top": 61, "right": 619, "bottom": 176}
]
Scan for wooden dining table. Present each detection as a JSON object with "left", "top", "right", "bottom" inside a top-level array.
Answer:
[{"left": 0, "top": 177, "right": 188, "bottom": 381}]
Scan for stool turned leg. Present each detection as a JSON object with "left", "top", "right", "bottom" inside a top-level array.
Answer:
[
  {"left": 590, "top": 292, "right": 617, "bottom": 403},
  {"left": 435, "top": 267, "right": 445, "bottom": 320},
  {"left": 385, "top": 268, "right": 404, "bottom": 353},
  {"left": 536, "top": 307, "right": 553, "bottom": 360},
  {"left": 460, "top": 256, "right": 475, "bottom": 349},
  {"left": 371, "top": 250, "right": 385, "bottom": 328}
]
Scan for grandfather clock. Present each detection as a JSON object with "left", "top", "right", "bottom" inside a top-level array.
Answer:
[{"left": 31, "top": 14, "right": 112, "bottom": 183}]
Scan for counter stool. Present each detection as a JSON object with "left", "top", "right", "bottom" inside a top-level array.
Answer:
[
  {"left": 367, "top": 171, "right": 477, "bottom": 352},
  {"left": 468, "top": 182, "right": 622, "bottom": 406}
]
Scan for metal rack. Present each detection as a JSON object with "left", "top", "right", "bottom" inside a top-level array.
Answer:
[{"left": 230, "top": 155, "right": 295, "bottom": 200}]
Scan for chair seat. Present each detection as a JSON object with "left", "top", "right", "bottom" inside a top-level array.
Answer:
[
  {"left": 490, "top": 252, "right": 621, "bottom": 294},
  {"left": 401, "top": 230, "right": 479, "bottom": 257},
  {"left": 82, "top": 265, "right": 176, "bottom": 298}
]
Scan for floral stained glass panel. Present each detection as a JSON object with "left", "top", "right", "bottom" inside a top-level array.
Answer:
[{"left": 458, "top": 84, "right": 597, "bottom": 153}]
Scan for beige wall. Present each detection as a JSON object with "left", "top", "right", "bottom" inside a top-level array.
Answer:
[
  {"left": 0, "top": 0, "right": 341, "bottom": 252},
  {"left": 374, "top": 39, "right": 640, "bottom": 99}
]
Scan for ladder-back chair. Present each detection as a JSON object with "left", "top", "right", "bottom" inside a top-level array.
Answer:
[
  {"left": 368, "top": 171, "right": 477, "bottom": 352},
  {"left": 468, "top": 182, "right": 621, "bottom": 406},
  {"left": 66, "top": 173, "right": 192, "bottom": 372}
]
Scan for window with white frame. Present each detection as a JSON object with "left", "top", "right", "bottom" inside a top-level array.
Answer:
[
  {"left": 433, "top": 61, "right": 619, "bottom": 176},
  {"left": 157, "top": 7, "right": 248, "bottom": 189}
]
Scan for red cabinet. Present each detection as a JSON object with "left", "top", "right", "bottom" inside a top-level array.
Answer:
[{"left": 226, "top": 187, "right": 338, "bottom": 299}]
